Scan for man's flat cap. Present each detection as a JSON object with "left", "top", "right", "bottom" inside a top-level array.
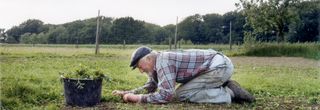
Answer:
[{"left": 130, "top": 46, "right": 152, "bottom": 70}]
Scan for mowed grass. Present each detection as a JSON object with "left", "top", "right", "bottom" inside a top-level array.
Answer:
[{"left": 0, "top": 45, "right": 319, "bottom": 110}]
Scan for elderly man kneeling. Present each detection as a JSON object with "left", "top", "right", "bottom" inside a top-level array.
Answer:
[{"left": 112, "top": 46, "right": 255, "bottom": 104}]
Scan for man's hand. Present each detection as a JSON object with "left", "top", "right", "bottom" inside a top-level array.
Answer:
[
  {"left": 112, "top": 90, "right": 131, "bottom": 97},
  {"left": 123, "top": 93, "right": 142, "bottom": 103}
]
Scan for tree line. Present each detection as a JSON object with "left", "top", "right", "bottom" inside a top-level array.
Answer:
[{"left": 0, "top": 0, "right": 319, "bottom": 45}]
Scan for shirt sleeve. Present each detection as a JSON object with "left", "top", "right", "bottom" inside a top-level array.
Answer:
[
  {"left": 130, "top": 75, "right": 158, "bottom": 94},
  {"left": 141, "top": 64, "right": 176, "bottom": 103}
]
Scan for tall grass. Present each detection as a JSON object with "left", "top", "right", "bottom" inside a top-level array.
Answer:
[{"left": 243, "top": 43, "right": 320, "bottom": 60}]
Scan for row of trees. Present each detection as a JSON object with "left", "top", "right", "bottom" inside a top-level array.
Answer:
[
  {"left": 1, "top": 0, "right": 319, "bottom": 45},
  {"left": 238, "top": 0, "right": 320, "bottom": 43}
]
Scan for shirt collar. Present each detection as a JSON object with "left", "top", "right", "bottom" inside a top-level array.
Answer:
[{"left": 153, "top": 52, "right": 160, "bottom": 71}]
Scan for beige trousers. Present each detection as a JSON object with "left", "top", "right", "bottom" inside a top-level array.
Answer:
[{"left": 175, "top": 54, "right": 234, "bottom": 104}]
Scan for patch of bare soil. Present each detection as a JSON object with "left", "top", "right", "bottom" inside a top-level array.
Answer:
[{"left": 61, "top": 102, "right": 117, "bottom": 110}]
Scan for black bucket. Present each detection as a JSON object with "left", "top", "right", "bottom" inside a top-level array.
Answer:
[{"left": 62, "top": 78, "right": 102, "bottom": 107}]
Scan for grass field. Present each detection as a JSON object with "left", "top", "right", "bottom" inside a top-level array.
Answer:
[{"left": 0, "top": 44, "right": 319, "bottom": 109}]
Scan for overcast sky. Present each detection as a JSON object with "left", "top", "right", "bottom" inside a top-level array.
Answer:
[{"left": 0, "top": 0, "right": 238, "bottom": 30}]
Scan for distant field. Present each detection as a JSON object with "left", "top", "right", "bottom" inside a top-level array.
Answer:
[
  {"left": 0, "top": 44, "right": 242, "bottom": 52},
  {"left": 0, "top": 45, "right": 319, "bottom": 109}
]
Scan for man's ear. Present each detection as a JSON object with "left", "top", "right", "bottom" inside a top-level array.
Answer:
[{"left": 146, "top": 55, "right": 151, "bottom": 62}]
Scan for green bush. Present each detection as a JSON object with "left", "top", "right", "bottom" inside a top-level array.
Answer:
[{"left": 60, "top": 64, "right": 108, "bottom": 80}]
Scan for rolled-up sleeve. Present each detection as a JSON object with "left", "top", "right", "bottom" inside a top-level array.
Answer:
[{"left": 131, "top": 77, "right": 157, "bottom": 94}]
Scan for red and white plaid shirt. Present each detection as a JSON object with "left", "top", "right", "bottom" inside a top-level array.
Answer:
[{"left": 133, "top": 49, "right": 218, "bottom": 103}]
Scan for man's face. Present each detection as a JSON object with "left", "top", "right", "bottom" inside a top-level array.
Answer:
[{"left": 137, "top": 58, "right": 154, "bottom": 74}]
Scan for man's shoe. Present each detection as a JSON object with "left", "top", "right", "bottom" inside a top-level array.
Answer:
[{"left": 226, "top": 80, "right": 255, "bottom": 103}]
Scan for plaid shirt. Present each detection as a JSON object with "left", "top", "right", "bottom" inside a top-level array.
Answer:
[{"left": 132, "top": 49, "right": 218, "bottom": 103}]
